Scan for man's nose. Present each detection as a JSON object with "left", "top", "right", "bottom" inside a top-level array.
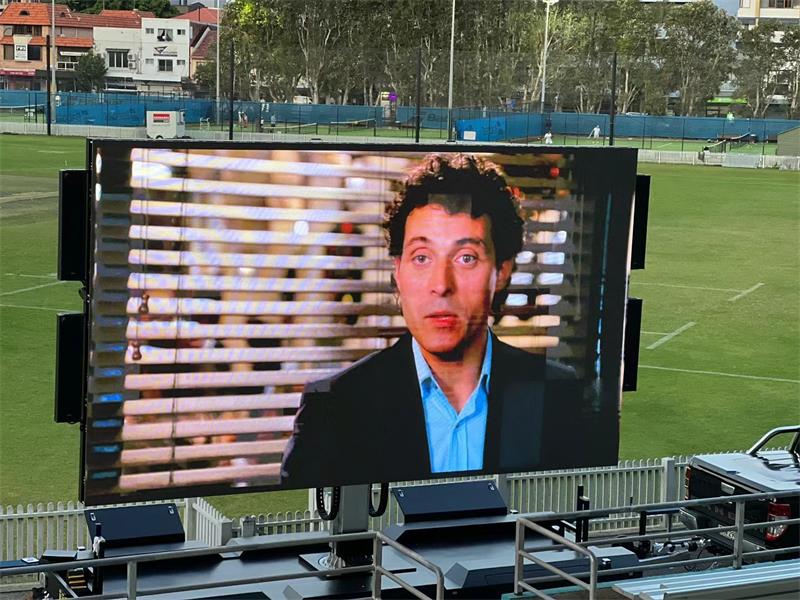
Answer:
[{"left": 430, "top": 260, "right": 454, "bottom": 296}]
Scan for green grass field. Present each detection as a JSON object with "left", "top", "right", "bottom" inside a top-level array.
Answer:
[{"left": 1, "top": 133, "right": 798, "bottom": 518}]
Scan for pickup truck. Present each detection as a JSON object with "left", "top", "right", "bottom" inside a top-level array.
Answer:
[{"left": 679, "top": 426, "right": 800, "bottom": 556}]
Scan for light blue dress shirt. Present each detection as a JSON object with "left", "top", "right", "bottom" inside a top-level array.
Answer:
[{"left": 411, "top": 334, "right": 492, "bottom": 473}]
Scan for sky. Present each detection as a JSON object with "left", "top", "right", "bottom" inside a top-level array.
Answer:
[{"left": 713, "top": 0, "right": 739, "bottom": 16}]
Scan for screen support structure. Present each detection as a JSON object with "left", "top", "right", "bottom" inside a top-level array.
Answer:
[{"left": 324, "top": 485, "right": 372, "bottom": 568}]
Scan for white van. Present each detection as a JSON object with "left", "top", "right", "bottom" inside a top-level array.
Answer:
[{"left": 146, "top": 111, "right": 186, "bottom": 139}]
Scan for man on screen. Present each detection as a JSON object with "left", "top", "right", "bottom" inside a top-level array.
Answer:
[{"left": 280, "top": 153, "right": 572, "bottom": 488}]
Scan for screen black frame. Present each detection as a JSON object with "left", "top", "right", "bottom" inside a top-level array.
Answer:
[{"left": 82, "top": 139, "right": 637, "bottom": 504}]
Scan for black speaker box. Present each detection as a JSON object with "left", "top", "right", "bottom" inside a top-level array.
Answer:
[
  {"left": 623, "top": 297, "right": 642, "bottom": 392},
  {"left": 392, "top": 480, "right": 507, "bottom": 524},
  {"left": 54, "top": 312, "right": 86, "bottom": 423},
  {"left": 58, "top": 169, "right": 90, "bottom": 283},
  {"left": 631, "top": 175, "right": 650, "bottom": 270},
  {"left": 85, "top": 503, "right": 185, "bottom": 549}
]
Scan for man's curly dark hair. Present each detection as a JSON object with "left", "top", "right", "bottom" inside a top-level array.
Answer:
[{"left": 384, "top": 153, "right": 524, "bottom": 267}]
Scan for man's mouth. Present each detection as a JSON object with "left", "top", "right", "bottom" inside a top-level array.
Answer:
[{"left": 425, "top": 312, "right": 459, "bottom": 328}]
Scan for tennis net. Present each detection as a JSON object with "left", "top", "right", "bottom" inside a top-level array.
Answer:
[
  {"left": 0, "top": 104, "right": 46, "bottom": 121},
  {"left": 330, "top": 118, "right": 377, "bottom": 132}
]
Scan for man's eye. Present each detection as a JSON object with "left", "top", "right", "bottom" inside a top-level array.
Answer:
[
  {"left": 411, "top": 255, "right": 429, "bottom": 265},
  {"left": 457, "top": 254, "right": 477, "bottom": 265}
]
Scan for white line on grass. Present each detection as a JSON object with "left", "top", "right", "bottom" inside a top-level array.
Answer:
[
  {"left": 0, "top": 303, "right": 73, "bottom": 313},
  {"left": 0, "top": 191, "right": 57, "bottom": 204},
  {"left": 0, "top": 280, "right": 65, "bottom": 297},
  {"left": 4, "top": 273, "right": 57, "bottom": 279},
  {"left": 633, "top": 282, "right": 740, "bottom": 292},
  {"left": 728, "top": 282, "right": 764, "bottom": 302},
  {"left": 641, "top": 331, "right": 670, "bottom": 335},
  {"left": 640, "top": 364, "right": 799, "bottom": 385},
  {"left": 646, "top": 321, "right": 697, "bottom": 350}
]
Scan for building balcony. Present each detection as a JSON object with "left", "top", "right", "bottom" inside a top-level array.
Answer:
[{"left": 737, "top": 0, "right": 800, "bottom": 21}]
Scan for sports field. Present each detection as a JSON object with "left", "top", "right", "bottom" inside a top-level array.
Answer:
[{"left": 0, "top": 133, "right": 798, "bottom": 518}]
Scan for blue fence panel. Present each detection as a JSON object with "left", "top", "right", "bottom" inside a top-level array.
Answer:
[
  {"left": 545, "top": 112, "right": 798, "bottom": 142},
  {"left": 5, "top": 89, "right": 797, "bottom": 138},
  {"left": 396, "top": 106, "right": 451, "bottom": 130},
  {"left": 456, "top": 113, "right": 543, "bottom": 142}
]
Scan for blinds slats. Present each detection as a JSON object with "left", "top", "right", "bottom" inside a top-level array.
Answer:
[
  {"left": 127, "top": 273, "right": 394, "bottom": 294},
  {"left": 122, "top": 369, "right": 340, "bottom": 391},
  {"left": 126, "top": 297, "right": 400, "bottom": 317},
  {"left": 121, "top": 393, "right": 303, "bottom": 415},
  {"left": 128, "top": 249, "right": 392, "bottom": 271},
  {"left": 124, "top": 320, "right": 404, "bottom": 340},
  {"left": 125, "top": 345, "right": 373, "bottom": 366},
  {"left": 130, "top": 200, "right": 384, "bottom": 225},
  {"left": 120, "top": 416, "right": 296, "bottom": 441},
  {"left": 129, "top": 225, "right": 381, "bottom": 247},
  {"left": 119, "top": 463, "right": 283, "bottom": 489},
  {"left": 120, "top": 440, "right": 289, "bottom": 466},
  {"left": 130, "top": 149, "right": 408, "bottom": 179},
  {"left": 129, "top": 174, "right": 390, "bottom": 202}
]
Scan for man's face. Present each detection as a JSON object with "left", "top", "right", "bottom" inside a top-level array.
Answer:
[{"left": 394, "top": 203, "right": 513, "bottom": 359}]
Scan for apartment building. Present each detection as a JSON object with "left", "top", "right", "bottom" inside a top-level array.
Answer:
[
  {"left": 172, "top": 6, "right": 216, "bottom": 79},
  {"left": 0, "top": 3, "right": 147, "bottom": 90},
  {"left": 737, "top": 0, "right": 800, "bottom": 25},
  {"left": 94, "top": 17, "right": 190, "bottom": 93}
]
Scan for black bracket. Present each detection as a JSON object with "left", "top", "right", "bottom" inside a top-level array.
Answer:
[
  {"left": 631, "top": 174, "right": 650, "bottom": 270},
  {"left": 58, "top": 169, "right": 90, "bottom": 284}
]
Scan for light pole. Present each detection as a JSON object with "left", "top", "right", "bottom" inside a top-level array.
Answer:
[
  {"left": 539, "top": 0, "right": 558, "bottom": 114},
  {"left": 216, "top": 0, "right": 221, "bottom": 126},
  {"left": 446, "top": 0, "right": 456, "bottom": 141},
  {"left": 50, "top": 0, "right": 56, "bottom": 117}
]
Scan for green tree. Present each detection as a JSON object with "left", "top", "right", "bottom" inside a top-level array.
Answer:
[
  {"left": 558, "top": 0, "right": 617, "bottom": 113},
  {"left": 75, "top": 0, "right": 177, "bottom": 17},
  {"left": 660, "top": 0, "right": 739, "bottom": 115},
  {"left": 734, "top": 22, "right": 785, "bottom": 117},
  {"left": 194, "top": 58, "right": 216, "bottom": 95},
  {"left": 74, "top": 51, "right": 107, "bottom": 92},
  {"left": 608, "top": 0, "right": 664, "bottom": 114},
  {"left": 781, "top": 25, "right": 800, "bottom": 119}
]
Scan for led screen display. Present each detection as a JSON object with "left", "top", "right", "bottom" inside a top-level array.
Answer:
[{"left": 83, "top": 141, "right": 636, "bottom": 504}]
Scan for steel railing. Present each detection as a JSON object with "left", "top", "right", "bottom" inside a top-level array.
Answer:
[
  {"left": 0, "top": 530, "right": 444, "bottom": 600},
  {"left": 514, "top": 489, "right": 800, "bottom": 600}
]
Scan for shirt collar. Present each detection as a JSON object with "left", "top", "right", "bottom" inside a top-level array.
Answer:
[{"left": 411, "top": 331, "right": 493, "bottom": 396}]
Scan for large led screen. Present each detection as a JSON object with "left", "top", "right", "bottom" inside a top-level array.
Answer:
[{"left": 83, "top": 141, "right": 637, "bottom": 504}]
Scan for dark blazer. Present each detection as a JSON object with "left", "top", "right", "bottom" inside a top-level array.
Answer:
[{"left": 280, "top": 333, "right": 572, "bottom": 489}]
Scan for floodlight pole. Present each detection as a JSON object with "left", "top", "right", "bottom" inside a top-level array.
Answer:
[
  {"left": 216, "top": 0, "right": 221, "bottom": 127},
  {"left": 415, "top": 46, "right": 422, "bottom": 144},
  {"left": 609, "top": 50, "right": 617, "bottom": 146},
  {"left": 50, "top": 0, "right": 56, "bottom": 121},
  {"left": 540, "top": 0, "right": 558, "bottom": 114},
  {"left": 446, "top": 0, "right": 456, "bottom": 141},
  {"left": 45, "top": 35, "right": 51, "bottom": 135},
  {"left": 228, "top": 39, "right": 234, "bottom": 140}
]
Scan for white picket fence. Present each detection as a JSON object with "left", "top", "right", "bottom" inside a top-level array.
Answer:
[
  {"left": 0, "top": 454, "right": 700, "bottom": 592},
  {"left": 0, "top": 498, "right": 211, "bottom": 591},
  {"left": 638, "top": 148, "right": 800, "bottom": 170}
]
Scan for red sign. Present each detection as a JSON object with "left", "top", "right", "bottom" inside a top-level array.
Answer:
[
  {"left": 0, "top": 69, "right": 35, "bottom": 77},
  {"left": 152, "top": 112, "right": 171, "bottom": 123}
]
